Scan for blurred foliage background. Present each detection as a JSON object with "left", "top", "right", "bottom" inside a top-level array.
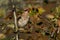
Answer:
[{"left": 0, "top": 0, "right": 60, "bottom": 40}]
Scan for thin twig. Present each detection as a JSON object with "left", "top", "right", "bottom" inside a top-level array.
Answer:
[{"left": 13, "top": 6, "right": 18, "bottom": 40}]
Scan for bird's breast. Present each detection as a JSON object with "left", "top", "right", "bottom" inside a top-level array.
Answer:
[{"left": 18, "top": 16, "right": 29, "bottom": 27}]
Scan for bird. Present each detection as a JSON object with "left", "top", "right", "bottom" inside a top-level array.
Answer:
[{"left": 18, "top": 8, "right": 30, "bottom": 28}]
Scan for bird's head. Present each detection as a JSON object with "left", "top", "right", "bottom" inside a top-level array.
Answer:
[{"left": 24, "top": 8, "right": 31, "bottom": 13}]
